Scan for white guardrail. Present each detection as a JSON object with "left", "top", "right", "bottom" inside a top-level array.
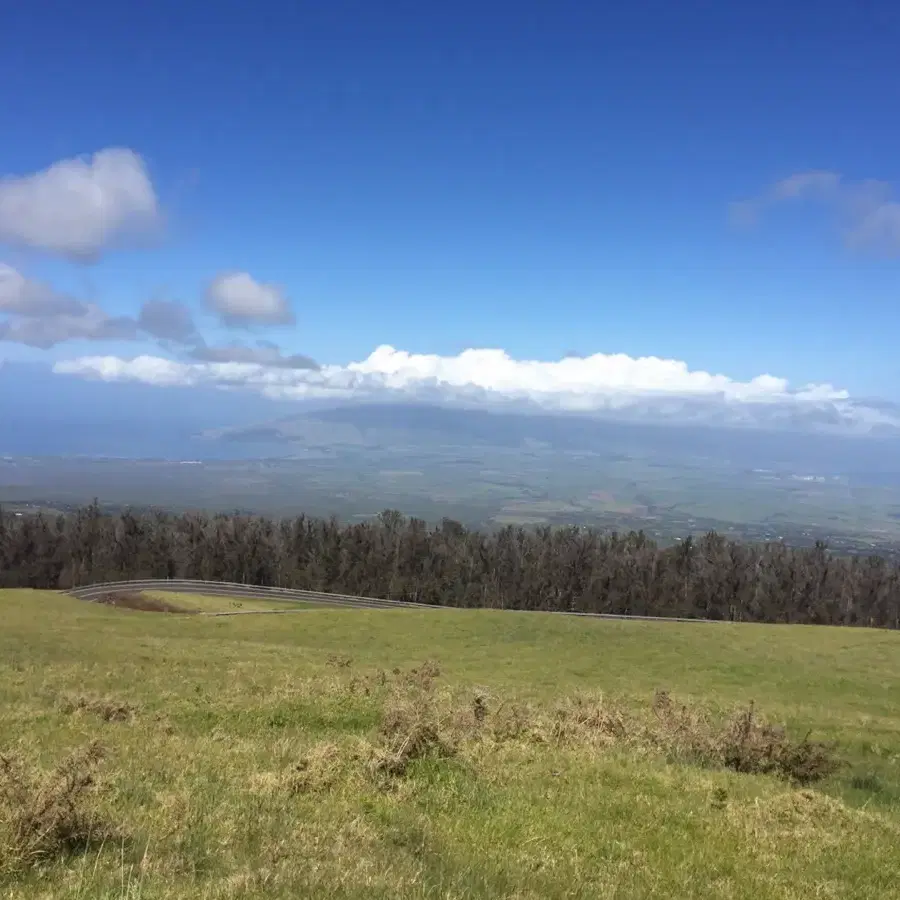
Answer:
[{"left": 67, "top": 578, "right": 723, "bottom": 623}]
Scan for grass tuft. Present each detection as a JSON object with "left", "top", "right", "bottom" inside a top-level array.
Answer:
[
  {"left": 652, "top": 691, "right": 840, "bottom": 784},
  {"left": 548, "top": 692, "right": 629, "bottom": 745},
  {"left": 286, "top": 742, "right": 355, "bottom": 794},
  {"left": 59, "top": 694, "right": 138, "bottom": 723},
  {"left": 0, "top": 741, "right": 115, "bottom": 875},
  {"left": 326, "top": 654, "right": 353, "bottom": 669},
  {"left": 370, "top": 677, "right": 456, "bottom": 778}
]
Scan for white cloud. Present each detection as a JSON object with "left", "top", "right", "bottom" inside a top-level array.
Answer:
[
  {"left": 0, "top": 149, "right": 160, "bottom": 261},
  {"left": 732, "top": 170, "right": 900, "bottom": 256},
  {"left": 205, "top": 272, "right": 294, "bottom": 326},
  {"left": 51, "top": 343, "right": 893, "bottom": 433}
]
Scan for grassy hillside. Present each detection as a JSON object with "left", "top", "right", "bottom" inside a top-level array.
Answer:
[{"left": 1, "top": 589, "right": 899, "bottom": 898}]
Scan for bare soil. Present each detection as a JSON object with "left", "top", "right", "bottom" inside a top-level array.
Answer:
[{"left": 92, "top": 591, "right": 196, "bottom": 614}]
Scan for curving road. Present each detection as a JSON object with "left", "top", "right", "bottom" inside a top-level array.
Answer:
[
  {"left": 68, "top": 578, "right": 440, "bottom": 614},
  {"left": 67, "top": 578, "right": 723, "bottom": 624}
]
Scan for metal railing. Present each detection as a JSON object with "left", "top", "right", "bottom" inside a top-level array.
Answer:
[{"left": 67, "top": 578, "right": 724, "bottom": 623}]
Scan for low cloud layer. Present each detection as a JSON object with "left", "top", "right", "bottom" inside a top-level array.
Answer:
[
  {"left": 52, "top": 344, "right": 897, "bottom": 434},
  {"left": 205, "top": 272, "right": 294, "bottom": 326},
  {"left": 0, "top": 263, "right": 139, "bottom": 348},
  {"left": 732, "top": 170, "right": 900, "bottom": 256},
  {"left": 189, "top": 340, "right": 319, "bottom": 369},
  {"left": 1, "top": 308, "right": 137, "bottom": 349},
  {"left": 0, "top": 264, "right": 86, "bottom": 318},
  {"left": 0, "top": 149, "right": 160, "bottom": 262}
]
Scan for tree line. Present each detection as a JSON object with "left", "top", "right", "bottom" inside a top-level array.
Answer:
[{"left": 1, "top": 503, "right": 898, "bottom": 628}]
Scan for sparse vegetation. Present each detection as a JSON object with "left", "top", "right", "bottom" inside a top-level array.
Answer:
[
  {"left": 0, "top": 741, "right": 114, "bottom": 876},
  {"left": 1, "top": 588, "right": 899, "bottom": 896},
  {"left": 650, "top": 691, "right": 841, "bottom": 784},
  {"left": 58, "top": 694, "right": 137, "bottom": 724}
]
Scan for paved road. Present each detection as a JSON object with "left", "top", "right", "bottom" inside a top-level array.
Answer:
[{"left": 67, "top": 578, "right": 725, "bottom": 624}]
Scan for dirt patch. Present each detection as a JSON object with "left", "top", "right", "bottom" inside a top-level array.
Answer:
[{"left": 93, "top": 591, "right": 196, "bottom": 614}]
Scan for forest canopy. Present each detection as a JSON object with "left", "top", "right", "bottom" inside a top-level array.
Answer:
[{"left": 1, "top": 504, "right": 897, "bottom": 628}]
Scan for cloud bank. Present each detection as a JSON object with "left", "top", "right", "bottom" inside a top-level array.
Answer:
[
  {"left": 189, "top": 341, "right": 319, "bottom": 369},
  {"left": 0, "top": 149, "right": 160, "bottom": 261},
  {"left": 732, "top": 170, "right": 900, "bottom": 256},
  {"left": 52, "top": 344, "right": 897, "bottom": 434},
  {"left": 0, "top": 310, "right": 137, "bottom": 349}
]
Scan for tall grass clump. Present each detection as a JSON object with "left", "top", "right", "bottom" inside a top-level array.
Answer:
[{"left": 0, "top": 741, "right": 115, "bottom": 875}]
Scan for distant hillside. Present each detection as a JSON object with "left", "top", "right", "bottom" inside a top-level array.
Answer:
[
  {"left": 203, "top": 401, "right": 900, "bottom": 476},
  {"left": 3, "top": 362, "right": 900, "bottom": 481}
]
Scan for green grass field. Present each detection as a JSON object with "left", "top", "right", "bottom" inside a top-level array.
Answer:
[{"left": 1, "top": 589, "right": 899, "bottom": 898}]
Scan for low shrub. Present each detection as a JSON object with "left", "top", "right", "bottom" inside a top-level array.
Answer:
[{"left": 0, "top": 741, "right": 115, "bottom": 874}]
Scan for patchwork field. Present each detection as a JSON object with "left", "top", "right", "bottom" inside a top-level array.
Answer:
[{"left": 1, "top": 589, "right": 899, "bottom": 898}]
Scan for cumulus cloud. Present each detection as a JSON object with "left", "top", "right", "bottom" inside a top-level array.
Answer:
[
  {"left": 51, "top": 343, "right": 894, "bottom": 434},
  {"left": 205, "top": 272, "right": 294, "bottom": 326},
  {"left": 137, "top": 298, "right": 199, "bottom": 344},
  {"left": 0, "top": 267, "right": 313, "bottom": 357},
  {"left": 0, "top": 149, "right": 160, "bottom": 262},
  {"left": 0, "top": 264, "right": 87, "bottom": 317},
  {"left": 732, "top": 170, "right": 900, "bottom": 256}
]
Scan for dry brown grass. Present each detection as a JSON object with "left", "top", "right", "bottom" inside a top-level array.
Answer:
[
  {"left": 286, "top": 741, "right": 360, "bottom": 794},
  {"left": 651, "top": 690, "right": 841, "bottom": 784},
  {"left": 354, "top": 671, "right": 842, "bottom": 788},
  {"left": 58, "top": 694, "right": 138, "bottom": 723},
  {"left": 326, "top": 653, "right": 353, "bottom": 669},
  {"left": 368, "top": 664, "right": 458, "bottom": 778},
  {"left": 93, "top": 591, "right": 194, "bottom": 614},
  {"left": 547, "top": 693, "right": 630, "bottom": 745},
  {"left": 0, "top": 741, "right": 115, "bottom": 875}
]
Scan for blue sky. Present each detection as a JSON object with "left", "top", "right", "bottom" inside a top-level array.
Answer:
[{"left": 1, "top": 0, "right": 899, "bottom": 428}]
